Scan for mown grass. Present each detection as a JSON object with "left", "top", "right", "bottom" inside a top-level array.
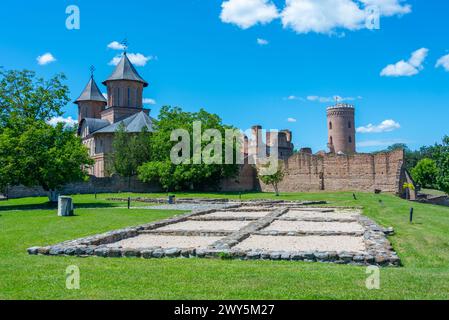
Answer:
[{"left": 0, "top": 192, "right": 448, "bottom": 300}]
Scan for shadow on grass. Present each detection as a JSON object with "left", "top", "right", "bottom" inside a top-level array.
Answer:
[{"left": 0, "top": 202, "right": 124, "bottom": 212}]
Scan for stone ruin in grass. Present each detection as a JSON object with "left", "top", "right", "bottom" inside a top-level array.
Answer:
[{"left": 27, "top": 200, "right": 400, "bottom": 266}]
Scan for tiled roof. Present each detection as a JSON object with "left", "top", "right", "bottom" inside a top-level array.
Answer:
[
  {"left": 94, "top": 111, "right": 154, "bottom": 133},
  {"left": 102, "top": 53, "right": 148, "bottom": 87},
  {"left": 75, "top": 77, "right": 107, "bottom": 103}
]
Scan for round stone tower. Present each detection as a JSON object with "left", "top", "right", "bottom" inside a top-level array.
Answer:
[{"left": 327, "top": 103, "right": 356, "bottom": 154}]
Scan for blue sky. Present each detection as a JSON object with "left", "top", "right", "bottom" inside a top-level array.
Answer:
[{"left": 0, "top": 0, "right": 448, "bottom": 152}]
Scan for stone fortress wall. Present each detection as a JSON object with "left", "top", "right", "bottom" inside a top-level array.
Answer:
[
  {"left": 3, "top": 101, "right": 408, "bottom": 198},
  {"left": 257, "top": 148, "right": 405, "bottom": 195}
]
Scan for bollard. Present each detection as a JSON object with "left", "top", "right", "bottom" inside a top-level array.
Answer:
[
  {"left": 353, "top": 193, "right": 357, "bottom": 200},
  {"left": 128, "top": 197, "right": 131, "bottom": 209},
  {"left": 58, "top": 196, "right": 74, "bottom": 217},
  {"left": 239, "top": 192, "right": 242, "bottom": 201},
  {"left": 410, "top": 208, "right": 414, "bottom": 223}
]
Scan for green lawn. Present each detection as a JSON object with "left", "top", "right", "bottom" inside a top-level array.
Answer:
[
  {"left": 421, "top": 188, "right": 448, "bottom": 197},
  {"left": 1, "top": 192, "right": 449, "bottom": 300}
]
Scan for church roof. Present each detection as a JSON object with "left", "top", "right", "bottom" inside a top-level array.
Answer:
[
  {"left": 75, "top": 77, "right": 107, "bottom": 104},
  {"left": 77, "top": 118, "right": 110, "bottom": 136},
  {"left": 103, "top": 53, "right": 149, "bottom": 87},
  {"left": 95, "top": 111, "right": 154, "bottom": 134}
]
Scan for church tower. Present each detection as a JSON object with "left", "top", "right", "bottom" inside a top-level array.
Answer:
[
  {"left": 75, "top": 71, "right": 107, "bottom": 123},
  {"left": 101, "top": 52, "right": 149, "bottom": 123}
]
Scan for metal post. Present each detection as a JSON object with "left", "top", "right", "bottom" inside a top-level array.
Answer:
[
  {"left": 128, "top": 197, "right": 131, "bottom": 209},
  {"left": 410, "top": 208, "right": 414, "bottom": 223},
  {"left": 353, "top": 193, "right": 357, "bottom": 200}
]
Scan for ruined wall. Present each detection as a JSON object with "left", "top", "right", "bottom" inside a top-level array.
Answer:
[
  {"left": 260, "top": 149, "right": 405, "bottom": 194},
  {"left": 218, "top": 164, "right": 257, "bottom": 192},
  {"left": 5, "top": 176, "right": 161, "bottom": 199},
  {"left": 4, "top": 150, "right": 404, "bottom": 199}
]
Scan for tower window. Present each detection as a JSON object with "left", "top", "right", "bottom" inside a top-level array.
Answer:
[
  {"left": 349, "top": 136, "right": 352, "bottom": 143},
  {"left": 329, "top": 122, "right": 333, "bottom": 130},
  {"left": 127, "top": 88, "right": 131, "bottom": 107},
  {"left": 330, "top": 136, "right": 333, "bottom": 144},
  {"left": 348, "top": 121, "right": 352, "bottom": 128},
  {"left": 116, "top": 88, "right": 120, "bottom": 106}
]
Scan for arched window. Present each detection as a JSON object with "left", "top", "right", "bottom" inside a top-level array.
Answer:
[
  {"left": 116, "top": 88, "right": 120, "bottom": 106},
  {"left": 127, "top": 87, "right": 131, "bottom": 107},
  {"left": 348, "top": 121, "right": 352, "bottom": 129},
  {"left": 349, "top": 136, "right": 352, "bottom": 143},
  {"left": 329, "top": 122, "right": 333, "bottom": 130},
  {"left": 330, "top": 136, "right": 333, "bottom": 144}
]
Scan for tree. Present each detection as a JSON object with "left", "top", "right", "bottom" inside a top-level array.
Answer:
[
  {"left": 0, "top": 69, "right": 91, "bottom": 201},
  {"left": 257, "top": 160, "right": 285, "bottom": 197},
  {"left": 0, "top": 69, "right": 69, "bottom": 130},
  {"left": 0, "top": 122, "right": 93, "bottom": 201},
  {"left": 411, "top": 158, "right": 439, "bottom": 189},
  {"left": 111, "top": 124, "right": 152, "bottom": 185},
  {"left": 433, "top": 136, "right": 449, "bottom": 194},
  {"left": 137, "top": 106, "right": 239, "bottom": 191}
]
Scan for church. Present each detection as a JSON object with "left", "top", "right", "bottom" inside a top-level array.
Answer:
[{"left": 75, "top": 52, "right": 154, "bottom": 177}]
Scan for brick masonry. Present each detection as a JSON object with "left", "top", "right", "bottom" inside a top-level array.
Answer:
[
  {"left": 3, "top": 148, "right": 406, "bottom": 198},
  {"left": 258, "top": 148, "right": 406, "bottom": 194}
]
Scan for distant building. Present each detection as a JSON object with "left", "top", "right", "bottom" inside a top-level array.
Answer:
[{"left": 75, "top": 53, "right": 154, "bottom": 177}]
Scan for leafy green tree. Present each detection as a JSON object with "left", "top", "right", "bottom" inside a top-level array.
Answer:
[
  {"left": 433, "top": 136, "right": 449, "bottom": 194},
  {"left": 257, "top": 160, "right": 285, "bottom": 197},
  {"left": 138, "top": 106, "right": 239, "bottom": 191},
  {"left": 0, "top": 69, "right": 69, "bottom": 130},
  {"left": 0, "top": 122, "right": 93, "bottom": 201},
  {"left": 111, "top": 124, "right": 151, "bottom": 185},
  {"left": 0, "top": 69, "right": 90, "bottom": 201},
  {"left": 411, "top": 158, "right": 439, "bottom": 189}
]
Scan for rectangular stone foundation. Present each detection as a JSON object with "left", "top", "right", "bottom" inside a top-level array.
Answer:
[
  {"left": 27, "top": 201, "right": 401, "bottom": 267},
  {"left": 234, "top": 235, "right": 366, "bottom": 253}
]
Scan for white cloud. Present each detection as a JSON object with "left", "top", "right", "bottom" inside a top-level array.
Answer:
[
  {"left": 436, "top": 54, "right": 449, "bottom": 72},
  {"left": 36, "top": 53, "right": 56, "bottom": 66},
  {"left": 284, "top": 95, "right": 303, "bottom": 101},
  {"left": 47, "top": 116, "right": 77, "bottom": 127},
  {"left": 356, "top": 119, "right": 400, "bottom": 133},
  {"left": 257, "top": 38, "right": 269, "bottom": 45},
  {"left": 287, "top": 117, "right": 297, "bottom": 122},
  {"left": 107, "top": 41, "right": 126, "bottom": 50},
  {"left": 109, "top": 53, "right": 153, "bottom": 67},
  {"left": 220, "top": 0, "right": 411, "bottom": 34},
  {"left": 143, "top": 98, "right": 157, "bottom": 105},
  {"left": 380, "top": 48, "right": 429, "bottom": 77},
  {"left": 359, "top": 0, "right": 411, "bottom": 16},
  {"left": 220, "top": 0, "right": 279, "bottom": 29},
  {"left": 281, "top": 0, "right": 366, "bottom": 34},
  {"left": 307, "top": 95, "right": 361, "bottom": 103},
  {"left": 357, "top": 138, "right": 406, "bottom": 148}
]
